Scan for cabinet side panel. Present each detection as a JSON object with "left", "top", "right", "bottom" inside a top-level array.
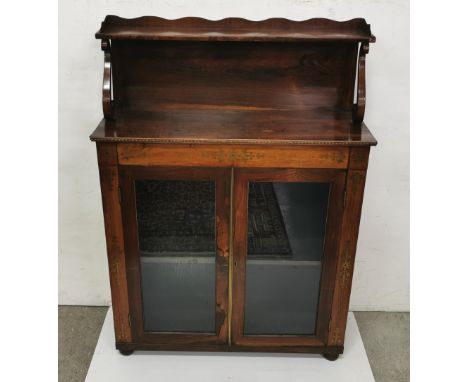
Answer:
[
  {"left": 328, "top": 169, "right": 367, "bottom": 347},
  {"left": 348, "top": 146, "right": 370, "bottom": 170},
  {"left": 97, "top": 143, "right": 132, "bottom": 343}
]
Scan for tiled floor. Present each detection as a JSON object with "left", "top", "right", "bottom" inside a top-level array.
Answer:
[{"left": 58, "top": 306, "right": 409, "bottom": 382}]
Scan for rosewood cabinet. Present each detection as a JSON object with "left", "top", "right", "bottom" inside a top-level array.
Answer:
[{"left": 90, "top": 16, "right": 377, "bottom": 360}]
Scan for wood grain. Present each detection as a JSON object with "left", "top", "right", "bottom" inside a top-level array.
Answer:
[
  {"left": 90, "top": 114, "right": 377, "bottom": 146},
  {"left": 96, "top": 16, "right": 375, "bottom": 42},
  {"left": 96, "top": 143, "right": 131, "bottom": 343},
  {"left": 117, "top": 144, "right": 349, "bottom": 169},
  {"left": 348, "top": 146, "right": 370, "bottom": 170},
  {"left": 328, "top": 169, "right": 368, "bottom": 347},
  {"left": 110, "top": 40, "right": 358, "bottom": 112},
  {"left": 92, "top": 17, "right": 376, "bottom": 136}
]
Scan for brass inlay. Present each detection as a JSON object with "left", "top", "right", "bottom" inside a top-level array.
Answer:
[
  {"left": 201, "top": 150, "right": 265, "bottom": 163},
  {"left": 332, "top": 327, "right": 341, "bottom": 345},
  {"left": 339, "top": 241, "right": 352, "bottom": 289},
  {"left": 228, "top": 167, "right": 234, "bottom": 345},
  {"left": 111, "top": 261, "right": 120, "bottom": 287},
  {"left": 319, "top": 151, "right": 346, "bottom": 163}
]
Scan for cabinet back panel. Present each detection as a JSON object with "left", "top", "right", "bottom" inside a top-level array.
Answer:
[{"left": 111, "top": 41, "right": 358, "bottom": 115}]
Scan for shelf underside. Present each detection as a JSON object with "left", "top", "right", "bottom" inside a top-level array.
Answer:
[{"left": 90, "top": 109, "right": 376, "bottom": 146}]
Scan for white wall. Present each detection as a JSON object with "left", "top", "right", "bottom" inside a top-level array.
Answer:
[{"left": 59, "top": 0, "right": 409, "bottom": 311}]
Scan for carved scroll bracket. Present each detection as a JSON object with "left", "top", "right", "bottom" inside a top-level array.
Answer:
[
  {"left": 101, "top": 39, "right": 113, "bottom": 119},
  {"left": 352, "top": 42, "right": 369, "bottom": 125}
]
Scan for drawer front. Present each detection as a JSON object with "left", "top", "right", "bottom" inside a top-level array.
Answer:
[{"left": 117, "top": 144, "right": 349, "bottom": 169}]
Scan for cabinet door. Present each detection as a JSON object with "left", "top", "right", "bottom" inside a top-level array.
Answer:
[
  {"left": 232, "top": 168, "right": 345, "bottom": 350},
  {"left": 120, "top": 167, "right": 230, "bottom": 349}
]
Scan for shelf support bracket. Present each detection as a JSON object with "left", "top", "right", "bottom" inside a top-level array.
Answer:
[
  {"left": 101, "top": 39, "right": 113, "bottom": 120},
  {"left": 352, "top": 42, "right": 369, "bottom": 125}
]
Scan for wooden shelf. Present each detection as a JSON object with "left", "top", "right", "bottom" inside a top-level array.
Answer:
[
  {"left": 90, "top": 109, "right": 376, "bottom": 146},
  {"left": 95, "top": 16, "right": 376, "bottom": 129},
  {"left": 96, "top": 16, "right": 375, "bottom": 43}
]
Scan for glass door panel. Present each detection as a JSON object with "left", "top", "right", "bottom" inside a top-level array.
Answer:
[
  {"left": 134, "top": 179, "right": 216, "bottom": 333},
  {"left": 244, "top": 181, "right": 330, "bottom": 335}
]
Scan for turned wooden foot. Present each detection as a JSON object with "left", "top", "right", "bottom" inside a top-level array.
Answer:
[
  {"left": 119, "top": 349, "right": 134, "bottom": 356},
  {"left": 322, "top": 353, "right": 339, "bottom": 361}
]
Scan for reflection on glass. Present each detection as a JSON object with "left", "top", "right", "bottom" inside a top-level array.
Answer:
[
  {"left": 244, "top": 182, "right": 330, "bottom": 335},
  {"left": 135, "top": 180, "right": 216, "bottom": 333}
]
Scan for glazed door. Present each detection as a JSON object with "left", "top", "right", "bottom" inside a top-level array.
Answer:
[
  {"left": 232, "top": 168, "right": 345, "bottom": 350},
  {"left": 120, "top": 167, "right": 230, "bottom": 349}
]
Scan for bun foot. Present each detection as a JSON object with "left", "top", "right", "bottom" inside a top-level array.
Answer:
[
  {"left": 322, "top": 353, "right": 339, "bottom": 361},
  {"left": 119, "top": 349, "right": 134, "bottom": 356}
]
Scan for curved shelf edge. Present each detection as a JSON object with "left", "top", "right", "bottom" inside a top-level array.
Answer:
[
  {"left": 352, "top": 42, "right": 370, "bottom": 125},
  {"left": 95, "top": 15, "right": 375, "bottom": 42},
  {"left": 101, "top": 39, "right": 113, "bottom": 120}
]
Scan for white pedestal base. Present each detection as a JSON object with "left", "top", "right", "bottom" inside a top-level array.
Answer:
[{"left": 86, "top": 310, "right": 374, "bottom": 382}]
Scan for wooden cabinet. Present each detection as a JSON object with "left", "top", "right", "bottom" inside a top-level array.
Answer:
[{"left": 91, "top": 16, "right": 377, "bottom": 360}]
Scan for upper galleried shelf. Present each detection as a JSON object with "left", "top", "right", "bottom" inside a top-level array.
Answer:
[{"left": 96, "top": 15, "right": 376, "bottom": 43}]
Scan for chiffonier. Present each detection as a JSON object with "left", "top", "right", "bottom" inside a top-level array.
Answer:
[{"left": 90, "top": 15, "right": 376, "bottom": 360}]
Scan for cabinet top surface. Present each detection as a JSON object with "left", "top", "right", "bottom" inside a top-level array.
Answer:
[
  {"left": 96, "top": 15, "right": 375, "bottom": 42},
  {"left": 90, "top": 110, "right": 377, "bottom": 146}
]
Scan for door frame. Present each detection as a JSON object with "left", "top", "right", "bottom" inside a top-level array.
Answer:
[
  {"left": 231, "top": 168, "right": 346, "bottom": 350},
  {"left": 119, "top": 166, "right": 230, "bottom": 349}
]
